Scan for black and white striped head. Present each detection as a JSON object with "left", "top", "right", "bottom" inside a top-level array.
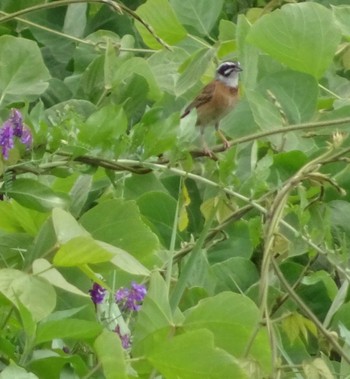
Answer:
[{"left": 216, "top": 61, "right": 242, "bottom": 88}]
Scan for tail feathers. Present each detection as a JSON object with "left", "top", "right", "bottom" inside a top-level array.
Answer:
[{"left": 180, "top": 109, "right": 190, "bottom": 119}]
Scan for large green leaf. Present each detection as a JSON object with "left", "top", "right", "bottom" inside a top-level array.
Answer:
[
  {"left": 212, "top": 257, "right": 259, "bottom": 293},
  {"left": 176, "top": 48, "right": 216, "bottom": 96},
  {"left": 0, "top": 35, "right": 50, "bottom": 106},
  {"left": 52, "top": 207, "right": 150, "bottom": 275},
  {"left": 94, "top": 330, "right": 128, "bottom": 379},
  {"left": 247, "top": 3, "right": 341, "bottom": 78},
  {"left": 0, "top": 269, "right": 56, "bottom": 321},
  {"left": 133, "top": 272, "right": 174, "bottom": 350},
  {"left": 170, "top": 0, "right": 225, "bottom": 37},
  {"left": 80, "top": 199, "right": 159, "bottom": 265},
  {"left": 137, "top": 191, "right": 178, "bottom": 247},
  {"left": 32, "top": 258, "right": 88, "bottom": 297},
  {"left": 257, "top": 70, "right": 319, "bottom": 124},
  {"left": 0, "top": 362, "right": 38, "bottom": 379},
  {"left": 35, "top": 319, "right": 102, "bottom": 344},
  {"left": 136, "top": 0, "right": 187, "bottom": 49},
  {"left": 333, "top": 5, "right": 350, "bottom": 38},
  {"left": 3, "top": 179, "right": 69, "bottom": 213},
  {"left": 148, "top": 329, "right": 248, "bottom": 379},
  {"left": 183, "top": 292, "right": 272, "bottom": 375}
]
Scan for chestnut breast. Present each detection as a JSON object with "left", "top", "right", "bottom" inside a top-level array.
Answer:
[{"left": 196, "top": 80, "right": 238, "bottom": 126}]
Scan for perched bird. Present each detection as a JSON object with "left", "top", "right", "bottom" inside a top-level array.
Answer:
[{"left": 181, "top": 61, "right": 242, "bottom": 155}]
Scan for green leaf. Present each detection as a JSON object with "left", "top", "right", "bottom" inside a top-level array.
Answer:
[
  {"left": 53, "top": 235, "right": 150, "bottom": 276},
  {"left": 112, "top": 57, "right": 162, "bottom": 101},
  {"left": 136, "top": 0, "right": 187, "bottom": 49},
  {"left": 218, "top": 20, "right": 237, "bottom": 58},
  {"left": 53, "top": 236, "right": 114, "bottom": 266},
  {"left": 247, "top": 3, "right": 342, "bottom": 78},
  {"left": 170, "top": 0, "right": 225, "bottom": 37},
  {"left": 176, "top": 48, "right": 216, "bottom": 96},
  {"left": 133, "top": 272, "right": 174, "bottom": 350},
  {"left": 35, "top": 319, "right": 102, "bottom": 344},
  {"left": 0, "top": 362, "right": 39, "bottom": 379},
  {"left": 333, "top": 5, "right": 350, "bottom": 38},
  {"left": 63, "top": 4, "right": 87, "bottom": 38},
  {"left": 0, "top": 269, "right": 56, "bottom": 321},
  {"left": 79, "top": 104, "right": 127, "bottom": 153},
  {"left": 258, "top": 70, "right": 318, "bottom": 123},
  {"left": 183, "top": 292, "right": 272, "bottom": 375},
  {"left": 32, "top": 258, "right": 88, "bottom": 297},
  {"left": 80, "top": 199, "right": 159, "bottom": 265},
  {"left": 28, "top": 355, "right": 88, "bottom": 379},
  {"left": 94, "top": 329, "right": 128, "bottom": 379},
  {"left": 52, "top": 208, "right": 89, "bottom": 244},
  {"left": 69, "top": 174, "right": 93, "bottom": 218},
  {"left": 148, "top": 329, "right": 248, "bottom": 379},
  {"left": 137, "top": 191, "right": 179, "bottom": 244},
  {"left": 0, "top": 35, "right": 50, "bottom": 106},
  {"left": 212, "top": 257, "right": 259, "bottom": 293},
  {"left": 148, "top": 48, "right": 188, "bottom": 94},
  {"left": 3, "top": 179, "right": 69, "bottom": 213}
]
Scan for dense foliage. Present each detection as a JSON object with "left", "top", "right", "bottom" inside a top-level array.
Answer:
[{"left": 1, "top": 0, "right": 350, "bottom": 378}]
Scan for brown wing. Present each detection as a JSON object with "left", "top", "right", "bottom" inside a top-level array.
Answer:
[{"left": 181, "top": 81, "right": 215, "bottom": 118}]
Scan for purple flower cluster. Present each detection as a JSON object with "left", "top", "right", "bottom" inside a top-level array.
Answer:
[
  {"left": 89, "top": 282, "right": 106, "bottom": 304},
  {"left": 89, "top": 281, "right": 147, "bottom": 349},
  {"left": 0, "top": 109, "right": 32, "bottom": 160},
  {"left": 115, "top": 282, "right": 147, "bottom": 312}
]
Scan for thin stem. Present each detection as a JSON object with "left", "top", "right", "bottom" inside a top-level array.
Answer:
[
  {"left": 192, "top": 116, "right": 350, "bottom": 157},
  {"left": 166, "top": 177, "right": 182, "bottom": 291}
]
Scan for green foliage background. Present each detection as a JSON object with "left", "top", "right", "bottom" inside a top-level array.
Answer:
[{"left": 1, "top": 0, "right": 350, "bottom": 378}]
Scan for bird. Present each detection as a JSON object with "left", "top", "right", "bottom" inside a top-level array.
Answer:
[{"left": 181, "top": 61, "right": 242, "bottom": 155}]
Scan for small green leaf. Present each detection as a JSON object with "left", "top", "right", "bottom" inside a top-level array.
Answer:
[
  {"left": 0, "top": 35, "right": 50, "bottom": 106},
  {"left": 94, "top": 329, "right": 128, "bottom": 379},
  {"left": 35, "top": 319, "right": 102, "bottom": 344},
  {"left": 3, "top": 179, "right": 69, "bottom": 213},
  {"left": 136, "top": 0, "right": 187, "bottom": 49},
  {"left": 247, "top": 3, "right": 341, "bottom": 78}
]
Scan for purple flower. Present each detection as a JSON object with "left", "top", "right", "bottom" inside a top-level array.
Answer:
[
  {"left": 20, "top": 127, "right": 33, "bottom": 149},
  {"left": 10, "top": 109, "right": 24, "bottom": 137},
  {"left": 0, "top": 121, "right": 14, "bottom": 160},
  {"left": 0, "top": 109, "right": 32, "bottom": 159},
  {"left": 115, "top": 325, "right": 131, "bottom": 349},
  {"left": 115, "top": 282, "right": 147, "bottom": 312},
  {"left": 89, "top": 282, "right": 106, "bottom": 304}
]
